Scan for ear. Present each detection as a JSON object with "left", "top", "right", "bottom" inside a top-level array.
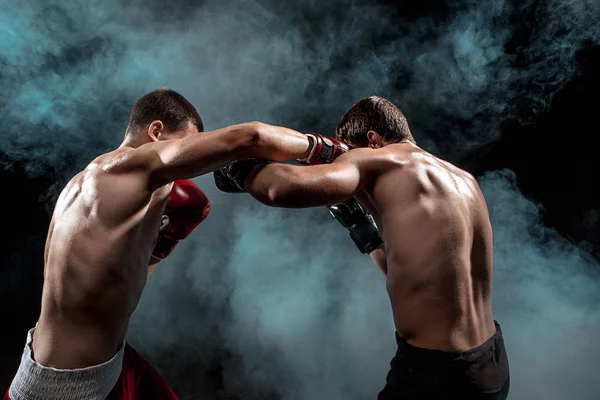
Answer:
[
  {"left": 366, "top": 130, "right": 384, "bottom": 149},
  {"left": 146, "top": 120, "right": 164, "bottom": 142}
]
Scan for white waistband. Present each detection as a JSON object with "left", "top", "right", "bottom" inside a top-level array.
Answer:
[{"left": 9, "top": 327, "right": 125, "bottom": 400}]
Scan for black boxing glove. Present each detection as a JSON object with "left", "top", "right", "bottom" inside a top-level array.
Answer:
[
  {"left": 298, "top": 133, "right": 350, "bottom": 165},
  {"left": 328, "top": 198, "right": 383, "bottom": 254},
  {"left": 214, "top": 159, "right": 270, "bottom": 193}
]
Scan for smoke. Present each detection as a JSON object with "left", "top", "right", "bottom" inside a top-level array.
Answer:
[
  {"left": 131, "top": 169, "right": 600, "bottom": 400},
  {"left": 132, "top": 179, "right": 396, "bottom": 399},
  {"left": 2, "top": 0, "right": 598, "bottom": 175},
  {"left": 480, "top": 170, "right": 600, "bottom": 400},
  {"left": 2, "top": 0, "right": 600, "bottom": 398}
]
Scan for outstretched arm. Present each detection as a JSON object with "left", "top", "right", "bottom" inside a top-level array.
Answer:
[
  {"left": 244, "top": 148, "right": 389, "bottom": 271},
  {"left": 243, "top": 148, "right": 378, "bottom": 208},
  {"left": 125, "top": 122, "right": 312, "bottom": 190}
]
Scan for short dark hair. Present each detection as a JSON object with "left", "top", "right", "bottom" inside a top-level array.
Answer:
[
  {"left": 126, "top": 88, "right": 204, "bottom": 135},
  {"left": 336, "top": 96, "right": 414, "bottom": 147}
]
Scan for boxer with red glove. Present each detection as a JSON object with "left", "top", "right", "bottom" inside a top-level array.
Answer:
[
  {"left": 152, "top": 179, "right": 211, "bottom": 260},
  {"left": 6, "top": 88, "right": 321, "bottom": 400}
]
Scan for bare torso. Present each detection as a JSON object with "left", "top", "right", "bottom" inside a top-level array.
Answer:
[
  {"left": 358, "top": 143, "right": 496, "bottom": 352},
  {"left": 33, "top": 147, "right": 171, "bottom": 368}
]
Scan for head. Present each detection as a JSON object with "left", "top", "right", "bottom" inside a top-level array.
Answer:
[
  {"left": 123, "top": 88, "right": 204, "bottom": 145},
  {"left": 336, "top": 96, "right": 415, "bottom": 149}
]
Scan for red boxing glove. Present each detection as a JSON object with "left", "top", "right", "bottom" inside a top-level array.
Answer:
[
  {"left": 152, "top": 180, "right": 211, "bottom": 260},
  {"left": 298, "top": 133, "right": 350, "bottom": 165}
]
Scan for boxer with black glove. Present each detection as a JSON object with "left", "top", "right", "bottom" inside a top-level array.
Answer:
[{"left": 216, "top": 96, "right": 509, "bottom": 400}]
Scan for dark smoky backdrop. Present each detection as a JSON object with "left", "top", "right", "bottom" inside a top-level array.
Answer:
[{"left": 1, "top": 0, "right": 599, "bottom": 398}]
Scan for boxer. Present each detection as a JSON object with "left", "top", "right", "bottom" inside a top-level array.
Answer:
[
  {"left": 5, "top": 88, "right": 315, "bottom": 399},
  {"left": 214, "top": 96, "right": 510, "bottom": 399},
  {"left": 4, "top": 178, "right": 205, "bottom": 400}
]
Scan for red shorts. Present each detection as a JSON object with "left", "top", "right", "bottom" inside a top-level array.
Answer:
[
  {"left": 107, "top": 343, "right": 178, "bottom": 400},
  {"left": 4, "top": 343, "right": 177, "bottom": 400}
]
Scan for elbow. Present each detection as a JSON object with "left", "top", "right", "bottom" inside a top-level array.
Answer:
[
  {"left": 264, "top": 183, "right": 287, "bottom": 206},
  {"left": 250, "top": 179, "right": 288, "bottom": 207},
  {"left": 263, "top": 165, "right": 298, "bottom": 207},
  {"left": 244, "top": 163, "right": 297, "bottom": 208},
  {"left": 252, "top": 172, "right": 294, "bottom": 208}
]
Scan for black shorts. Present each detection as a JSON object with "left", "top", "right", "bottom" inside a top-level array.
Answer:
[{"left": 378, "top": 321, "right": 510, "bottom": 400}]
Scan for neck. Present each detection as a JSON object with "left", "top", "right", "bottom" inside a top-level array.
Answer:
[{"left": 120, "top": 134, "right": 145, "bottom": 149}]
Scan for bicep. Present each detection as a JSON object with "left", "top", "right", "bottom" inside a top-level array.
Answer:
[
  {"left": 251, "top": 161, "right": 364, "bottom": 208},
  {"left": 246, "top": 147, "right": 381, "bottom": 208},
  {"left": 291, "top": 162, "right": 363, "bottom": 205},
  {"left": 136, "top": 124, "right": 259, "bottom": 189}
]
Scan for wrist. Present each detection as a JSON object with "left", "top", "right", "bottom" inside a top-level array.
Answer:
[
  {"left": 149, "top": 255, "right": 161, "bottom": 265},
  {"left": 298, "top": 134, "right": 316, "bottom": 162}
]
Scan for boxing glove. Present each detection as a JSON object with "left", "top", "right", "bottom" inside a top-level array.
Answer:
[
  {"left": 298, "top": 133, "right": 350, "bottom": 165},
  {"left": 152, "top": 180, "right": 211, "bottom": 259},
  {"left": 213, "top": 159, "right": 269, "bottom": 193},
  {"left": 328, "top": 198, "right": 383, "bottom": 254}
]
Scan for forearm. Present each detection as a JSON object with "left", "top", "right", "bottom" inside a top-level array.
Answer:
[
  {"left": 247, "top": 124, "right": 312, "bottom": 162},
  {"left": 144, "top": 122, "right": 310, "bottom": 187},
  {"left": 148, "top": 256, "right": 160, "bottom": 278},
  {"left": 369, "top": 243, "right": 387, "bottom": 276}
]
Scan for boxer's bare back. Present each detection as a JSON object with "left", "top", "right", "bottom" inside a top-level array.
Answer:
[
  {"left": 34, "top": 148, "right": 173, "bottom": 369},
  {"left": 355, "top": 142, "right": 496, "bottom": 351},
  {"left": 244, "top": 138, "right": 496, "bottom": 352},
  {"left": 31, "top": 120, "right": 312, "bottom": 370}
]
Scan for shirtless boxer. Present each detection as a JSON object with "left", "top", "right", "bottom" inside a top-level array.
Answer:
[
  {"left": 214, "top": 96, "right": 510, "bottom": 399},
  {"left": 5, "top": 88, "right": 315, "bottom": 399}
]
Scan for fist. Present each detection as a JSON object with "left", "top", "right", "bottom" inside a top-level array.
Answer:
[
  {"left": 152, "top": 180, "right": 211, "bottom": 260},
  {"left": 299, "top": 133, "right": 349, "bottom": 165},
  {"left": 328, "top": 198, "right": 382, "bottom": 254},
  {"left": 213, "top": 159, "right": 269, "bottom": 194}
]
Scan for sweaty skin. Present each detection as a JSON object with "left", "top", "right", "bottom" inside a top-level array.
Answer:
[
  {"left": 33, "top": 122, "right": 311, "bottom": 369},
  {"left": 245, "top": 142, "right": 496, "bottom": 352}
]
